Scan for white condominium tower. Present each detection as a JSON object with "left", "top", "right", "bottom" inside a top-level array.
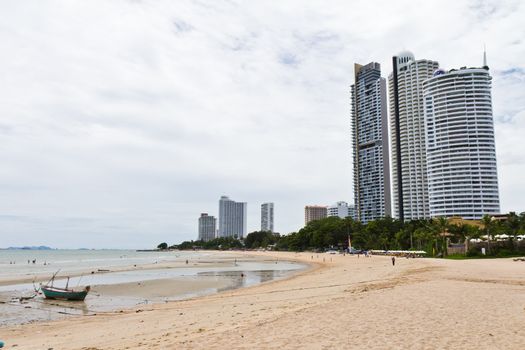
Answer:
[
  {"left": 198, "top": 213, "right": 216, "bottom": 242},
  {"left": 218, "top": 195, "right": 247, "bottom": 238},
  {"left": 422, "top": 59, "right": 500, "bottom": 219},
  {"left": 389, "top": 51, "right": 439, "bottom": 221},
  {"left": 351, "top": 62, "right": 391, "bottom": 223},
  {"left": 261, "top": 202, "right": 274, "bottom": 232}
]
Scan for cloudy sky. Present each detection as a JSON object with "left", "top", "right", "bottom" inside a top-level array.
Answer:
[{"left": 1, "top": 0, "right": 524, "bottom": 249}]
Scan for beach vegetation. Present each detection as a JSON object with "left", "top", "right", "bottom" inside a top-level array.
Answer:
[
  {"left": 274, "top": 213, "right": 525, "bottom": 257},
  {"left": 171, "top": 212, "right": 525, "bottom": 257},
  {"left": 244, "top": 231, "right": 280, "bottom": 249},
  {"left": 174, "top": 237, "right": 244, "bottom": 250}
]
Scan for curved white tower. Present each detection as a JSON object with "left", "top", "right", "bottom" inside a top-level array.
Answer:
[
  {"left": 423, "top": 67, "right": 500, "bottom": 219},
  {"left": 389, "top": 51, "right": 439, "bottom": 221}
]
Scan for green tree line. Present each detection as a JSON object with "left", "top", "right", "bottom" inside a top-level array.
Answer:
[{"left": 169, "top": 212, "right": 525, "bottom": 257}]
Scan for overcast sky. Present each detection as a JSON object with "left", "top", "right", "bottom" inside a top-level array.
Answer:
[{"left": 1, "top": 0, "right": 524, "bottom": 249}]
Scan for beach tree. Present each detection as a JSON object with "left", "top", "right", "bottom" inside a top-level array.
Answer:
[
  {"left": 413, "top": 227, "right": 431, "bottom": 251},
  {"left": 481, "top": 214, "right": 494, "bottom": 254},
  {"left": 346, "top": 218, "right": 367, "bottom": 249},
  {"left": 245, "top": 231, "right": 279, "bottom": 249},
  {"left": 505, "top": 212, "right": 520, "bottom": 239},
  {"left": 448, "top": 223, "right": 470, "bottom": 244},
  {"left": 430, "top": 217, "right": 450, "bottom": 256},
  {"left": 157, "top": 242, "right": 168, "bottom": 250},
  {"left": 362, "top": 217, "right": 402, "bottom": 250},
  {"left": 275, "top": 232, "right": 298, "bottom": 251},
  {"left": 519, "top": 212, "right": 525, "bottom": 234},
  {"left": 395, "top": 228, "right": 411, "bottom": 249}
]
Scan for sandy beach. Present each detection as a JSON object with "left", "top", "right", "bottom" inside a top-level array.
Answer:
[{"left": 1, "top": 251, "right": 525, "bottom": 349}]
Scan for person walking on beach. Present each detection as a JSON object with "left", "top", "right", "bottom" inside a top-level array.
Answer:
[{"left": 391, "top": 256, "right": 396, "bottom": 266}]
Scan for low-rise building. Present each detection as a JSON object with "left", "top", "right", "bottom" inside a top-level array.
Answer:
[{"left": 305, "top": 205, "right": 328, "bottom": 225}]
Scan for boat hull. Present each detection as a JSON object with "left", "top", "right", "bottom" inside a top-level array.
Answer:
[{"left": 41, "top": 287, "right": 89, "bottom": 301}]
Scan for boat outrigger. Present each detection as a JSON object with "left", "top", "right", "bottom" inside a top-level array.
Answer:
[{"left": 40, "top": 271, "right": 90, "bottom": 301}]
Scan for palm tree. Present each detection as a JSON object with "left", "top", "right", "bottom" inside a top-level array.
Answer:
[
  {"left": 506, "top": 212, "right": 520, "bottom": 239},
  {"left": 481, "top": 214, "right": 494, "bottom": 255},
  {"left": 431, "top": 217, "right": 450, "bottom": 257}
]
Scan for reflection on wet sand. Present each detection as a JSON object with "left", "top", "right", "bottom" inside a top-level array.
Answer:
[
  {"left": 0, "top": 258, "right": 305, "bottom": 327},
  {"left": 199, "top": 269, "right": 283, "bottom": 292},
  {"left": 40, "top": 298, "right": 90, "bottom": 316}
]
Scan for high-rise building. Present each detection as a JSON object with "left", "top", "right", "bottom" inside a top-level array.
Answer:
[
  {"left": 198, "top": 213, "right": 216, "bottom": 242},
  {"left": 422, "top": 58, "right": 500, "bottom": 219},
  {"left": 347, "top": 205, "right": 356, "bottom": 221},
  {"left": 304, "top": 205, "right": 327, "bottom": 225},
  {"left": 218, "top": 195, "right": 247, "bottom": 238},
  {"left": 327, "top": 201, "right": 354, "bottom": 219},
  {"left": 261, "top": 202, "right": 274, "bottom": 232},
  {"left": 389, "top": 51, "right": 439, "bottom": 221},
  {"left": 351, "top": 62, "right": 391, "bottom": 223}
]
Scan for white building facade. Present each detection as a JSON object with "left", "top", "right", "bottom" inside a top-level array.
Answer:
[
  {"left": 327, "top": 201, "right": 356, "bottom": 220},
  {"left": 198, "top": 213, "right": 216, "bottom": 242},
  {"left": 218, "top": 195, "right": 247, "bottom": 238},
  {"left": 351, "top": 62, "right": 391, "bottom": 224},
  {"left": 261, "top": 202, "right": 274, "bottom": 232},
  {"left": 423, "top": 66, "right": 500, "bottom": 219},
  {"left": 389, "top": 51, "right": 439, "bottom": 221}
]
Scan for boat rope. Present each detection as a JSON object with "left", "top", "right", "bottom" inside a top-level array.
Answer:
[{"left": 76, "top": 274, "right": 84, "bottom": 287}]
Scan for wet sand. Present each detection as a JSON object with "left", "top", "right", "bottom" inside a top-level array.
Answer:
[
  {"left": 0, "top": 252, "right": 305, "bottom": 327},
  {"left": 93, "top": 277, "right": 233, "bottom": 299},
  {"left": 1, "top": 251, "right": 525, "bottom": 349}
]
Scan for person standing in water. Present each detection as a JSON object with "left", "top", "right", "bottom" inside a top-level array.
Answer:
[{"left": 391, "top": 256, "right": 396, "bottom": 266}]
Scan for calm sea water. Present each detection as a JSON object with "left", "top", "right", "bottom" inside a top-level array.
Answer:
[{"left": 0, "top": 249, "right": 197, "bottom": 281}]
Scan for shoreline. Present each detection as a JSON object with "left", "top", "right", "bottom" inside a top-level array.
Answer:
[
  {"left": 0, "top": 251, "right": 300, "bottom": 287},
  {"left": 1, "top": 251, "right": 525, "bottom": 349},
  {"left": 0, "top": 251, "right": 311, "bottom": 327}
]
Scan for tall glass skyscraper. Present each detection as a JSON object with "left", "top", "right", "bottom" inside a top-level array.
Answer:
[
  {"left": 423, "top": 63, "right": 500, "bottom": 219},
  {"left": 389, "top": 51, "right": 439, "bottom": 221},
  {"left": 260, "top": 202, "right": 274, "bottom": 232},
  {"left": 351, "top": 62, "right": 391, "bottom": 223},
  {"left": 218, "top": 195, "right": 247, "bottom": 238}
]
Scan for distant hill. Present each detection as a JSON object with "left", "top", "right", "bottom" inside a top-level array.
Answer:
[{"left": 5, "top": 246, "right": 53, "bottom": 250}]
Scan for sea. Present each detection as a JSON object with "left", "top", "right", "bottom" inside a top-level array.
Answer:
[
  {"left": 0, "top": 249, "right": 306, "bottom": 326},
  {"left": 0, "top": 249, "right": 199, "bottom": 281}
]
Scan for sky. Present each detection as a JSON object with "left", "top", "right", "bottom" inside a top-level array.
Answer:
[{"left": 1, "top": 0, "right": 524, "bottom": 249}]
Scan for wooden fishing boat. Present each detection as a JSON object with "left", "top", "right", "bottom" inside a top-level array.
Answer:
[
  {"left": 41, "top": 284, "right": 90, "bottom": 301},
  {"left": 40, "top": 272, "right": 90, "bottom": 301}
]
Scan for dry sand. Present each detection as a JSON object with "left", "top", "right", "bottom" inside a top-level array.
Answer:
[{"left": 1, "top": 251, "right": 525, "bottom": 349}]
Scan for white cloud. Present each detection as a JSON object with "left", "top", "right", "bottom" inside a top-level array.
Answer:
[{"left": 0, "top": 0, "right": 524, "bottom": 248}]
